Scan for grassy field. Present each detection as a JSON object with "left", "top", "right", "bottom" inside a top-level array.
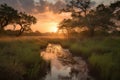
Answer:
[
  {"left": 59, "top": 37, "right": 120, "bottom": 80},
  {"left": 0, "top": 39, "right": 49, "bottom": 80},
  {"left": 0, "top": 36, "right": 120, "bottom": 80}
]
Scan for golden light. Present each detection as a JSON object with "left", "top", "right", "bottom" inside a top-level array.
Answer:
[
  {"left": 49, "top": 22, "right": 58, "bottom": 33},
  {"left": 31, "top": 8, "right": 71, "bottom": 33},
  {"left": 51, "top": 26, "right": 58, "bottom": 32}
]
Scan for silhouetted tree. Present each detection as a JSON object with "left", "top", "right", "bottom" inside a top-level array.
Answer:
[
  {"left": 110, "top": 1, "right": 120, "bottom": 11},
  {"left": 58, "top": 19, "right": 75, "bottom": 38},
  {"left": 0, "top": 3, "right": 37, "bottom": 36},
  {"left": 0, "top": 4, "right": 18, "bottom": 32},
  {"left": 61, "top": 0, "right": 90, "bottom": 16},
  {"left": 60, "top": 0, "right": 96, "bottom": 36},
  {"left": 16, "top": 12, "right": 37, "bottom": 36},
  {"left": 110, "top": 1, "right": 120, "bottom": 34},
  {"left": 84, "top": 4, "right": 115, "bottom": 36},
  {"left": 60, "top": 0, "right": 118, "bottom": 37},
  {"left": 110, "top": 1, "right": 120, "bottom": 20}
]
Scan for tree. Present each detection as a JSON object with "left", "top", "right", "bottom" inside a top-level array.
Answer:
[
  {"left": 84, "top": 4, "right": 115, "bottom": 36},
  {"left": 0, "top": 4, "right": 18, "bottom": 32},
  {"left": 61, "top": 0, "right": 90, "bottom": 16},
  {"left": 95, "top": 4, "right": 115, "bottom": 32},
  {"left": 110, "top": 1, "right": 120, "bottom": 22},
  {"left": 110, "top": 1, "right": 120, "bottom": 11},
  {"left": 58, "top": 19, "right": 75, "bottom": 38},
  {"left": 60, "top": 0, "right": 117, "bottom": 37},
  {"left": 0, "top": 3, "right": 37, "bottom": 36},
  {"left": 16, "top": 12, "right": 37, "bottom": 36},
  {"left": 60, "top": 0, "right": 96, "bottom": 36}
]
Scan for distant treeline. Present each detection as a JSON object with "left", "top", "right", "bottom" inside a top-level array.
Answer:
[
  {"left": 58, "top": 0, "right": 120, "bottom": 37},
  {"left": 0, "top": 4, "right": 37, "bottom": 36}
]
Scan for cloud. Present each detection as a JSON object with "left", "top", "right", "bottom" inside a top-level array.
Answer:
[
  {"left": 0, "top": 0, "right": 66, "bottom": 14},
  {"left": 0, "top": 0, "right": 33, "bottom": 12},
  {"left": 0, "top": 0, "right": 115, "bottom": 32},
  {"left": 31, "top": 10, "right": 71, "bottom": 32},
  {"left": 35, "top": 0, "right": 66, "bottom": 13},
  {"left": 0, "top": 0, "right": 69, "bottom": 32},
  {"left": 0, "top": 0, "right": 115, "bottom": 14}
]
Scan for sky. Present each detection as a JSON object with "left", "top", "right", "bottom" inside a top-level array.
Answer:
[{"left": 0, "top": 0, "right": 118, "bottom": 33}]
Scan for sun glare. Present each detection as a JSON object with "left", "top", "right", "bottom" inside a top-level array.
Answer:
[
  {"left": 49, "top": 22, "right": 58, "bottom": 33},
  {"left": 51, "top": 26, "right": 58, "bottom": 32}
]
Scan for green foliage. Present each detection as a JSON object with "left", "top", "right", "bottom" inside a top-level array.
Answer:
[
  {"left": 60, "top": 37, "right": 120, "bottom": 80},
  {"left": 89, "top": 53, "right": 114, "bottom": 80},
  {"left": 0, "top": 37, "right": 120, "bottom": 80},
  {"left": 0, "top": 40, "right": 47, "bottom": 80},
  {"left": 89, "top": 50, "right": 120, "bottom": 80}
]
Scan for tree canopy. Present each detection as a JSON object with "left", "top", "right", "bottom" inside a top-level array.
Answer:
[
  {"left": 59, "top": 0, "right": 120, "bottom": 37},
  {"left": 0, "top": 4, "right": 37, "bottom": 36},
  {"left": 0, "top": 4, "right": 18, "bottom": 31},
  {"left": 16, "top": 12, "right": 37, "bottom": 36}
]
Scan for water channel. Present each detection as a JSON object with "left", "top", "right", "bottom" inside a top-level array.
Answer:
[{"left": 40, "top": 44, "right": 92, "bottom": 80}]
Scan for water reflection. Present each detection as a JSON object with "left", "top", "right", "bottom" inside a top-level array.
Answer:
[{"left": 41, "top": 44, "right": 91, "bottom": 80}]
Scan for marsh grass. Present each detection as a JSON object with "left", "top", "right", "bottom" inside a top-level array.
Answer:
[
  {"left": 0, "top": 37, "right": 120, "bottom": 80},
  {"left": 59, "top": 37, "right": 120, "bottom": 80},
  {"left": 0, "top": 39, "right": 48, "bottom": 80}
]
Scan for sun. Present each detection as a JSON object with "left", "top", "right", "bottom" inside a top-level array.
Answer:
[
  {"left": 51, "top": 26, "right": 58, "bottom": 32},
  {"left": 49, "top": 22, "right": 58, "bottom": 33}
]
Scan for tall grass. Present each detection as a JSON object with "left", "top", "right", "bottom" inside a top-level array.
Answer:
[
  {"left": 0, "top": 40, "right": 48, "bottom": 80},
  {"left": 60, "top": 37, "right": 120, "bottom": 80},
  {"left": 0, "top": 37, "right": 120, "bottom": 80}
]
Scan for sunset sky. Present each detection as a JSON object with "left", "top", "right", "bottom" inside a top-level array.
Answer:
[{"left": 0, "top": 0, "right": 117, "bottom": 33}]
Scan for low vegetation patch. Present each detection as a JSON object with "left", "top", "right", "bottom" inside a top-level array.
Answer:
[
  {"left": 60, "top": 37, "right": 120, "bottom": 80},
  {"left": 0, "top": 39, "right": 48, "bottom": 80},
  {"left": 0, "top": 37, "right": 120, "bottom": 80}
]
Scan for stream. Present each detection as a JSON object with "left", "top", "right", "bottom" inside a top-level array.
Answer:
[{"left": 40, "top": 44, "right": 92, "bottom": 80}]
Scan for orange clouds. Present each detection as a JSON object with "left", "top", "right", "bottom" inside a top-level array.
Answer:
[{"left": 31, "top": 9, "right": 71, "bottom": 33}]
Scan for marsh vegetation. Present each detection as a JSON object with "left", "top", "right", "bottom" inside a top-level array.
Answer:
[{"left": 0, "top": 0, "right": 120, "bottom": 80}]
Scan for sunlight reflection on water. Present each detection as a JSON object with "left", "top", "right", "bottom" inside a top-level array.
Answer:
[{"left": 40, "top": 44, "right": 92, "bottom": 80}]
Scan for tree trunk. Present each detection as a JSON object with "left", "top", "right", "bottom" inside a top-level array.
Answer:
[
  {"left": 17, "top": 28, "right": 24, "bottom": 36},
  {"left": 17, "top": 24, "right": 24, "bottom": 36},
  {"left": 13, "top": 24, "right": 16, "bottom": 31},
  {"left": 0, "top": 18, "right": 9, "bottom": 32}
]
